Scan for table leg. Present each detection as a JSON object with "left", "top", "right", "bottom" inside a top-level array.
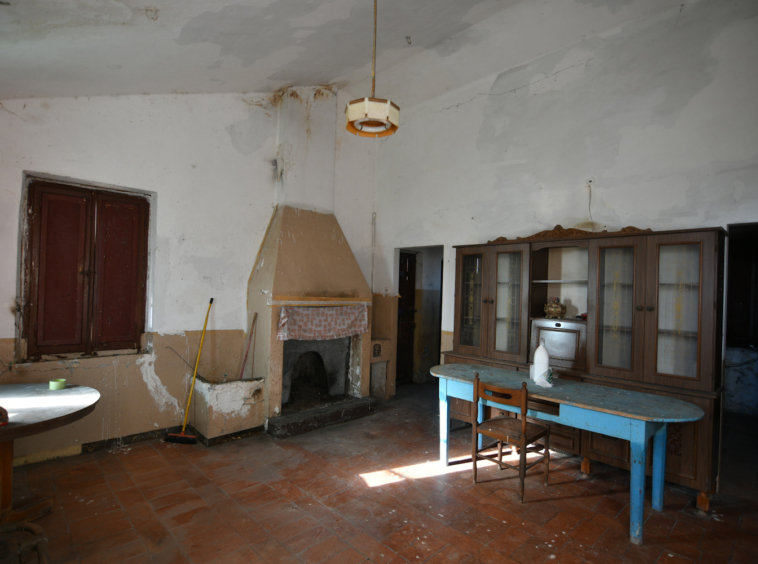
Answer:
[
  {"left": 0, "top": 440, "right": 52, "bottom": 524},
  {"left": 0, "top": 441, "right": 12, "bottom": 514},
  {"left": 629, "top": 422, "right": 647, "bottom": 546},
  {"left": 439, "top": 380, "right": 449, "bottom": 466},
  {"left": 477, "top": 401, "right": 484, "bottom": 451},
  {"left": 651, "top": 423, "right": 667, "bottom": 511},
  {"left": 581, "top": 457, "right": 593, "bottom": 475},
  {"left": 697, "top": 492, "right": 710, "bottom": 513}
]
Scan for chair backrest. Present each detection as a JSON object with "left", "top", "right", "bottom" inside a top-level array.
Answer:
[{"left": 473, "top": 373, "right": 528, "bottom": 416}]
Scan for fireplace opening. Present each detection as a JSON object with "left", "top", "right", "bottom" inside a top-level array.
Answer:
[{"left": 282, "top": 337, "right": 350, "bottom": 415}]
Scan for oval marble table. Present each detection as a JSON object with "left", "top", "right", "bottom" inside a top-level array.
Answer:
[{"left": 0, "top": 383, "right": 100, "bottom": 522}]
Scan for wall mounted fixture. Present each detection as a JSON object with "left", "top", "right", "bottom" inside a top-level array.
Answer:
[{"left": 345, "top": 0, "right": 399, "bottom": 138}]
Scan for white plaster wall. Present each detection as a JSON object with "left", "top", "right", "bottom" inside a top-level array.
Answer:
[
  {"left": 276, "top": 87, "right": 338, "bottom": 213},
  {"left": 333, "top": 86, "right": 377, "bottom": 290},
  {"left": 0, "top": 93, "right": 278, "bottom": 336},
  {"left": 0, "top": 88, "right": 373, "bottom": 458},
  {"left": 372, "top": 0, "right": 758, "bottom": 333}
]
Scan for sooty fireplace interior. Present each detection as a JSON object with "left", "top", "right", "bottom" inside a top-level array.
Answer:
[{"left": 282, "top": 337, "right": 350, "bottom": 413}]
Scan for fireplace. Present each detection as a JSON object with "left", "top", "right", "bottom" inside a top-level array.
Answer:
[
  {"left": 282, "top": 337, "right": 350, "bottom": 413},
  {"left": 244, "top": 206, "right": 374, "bottom": 433}
]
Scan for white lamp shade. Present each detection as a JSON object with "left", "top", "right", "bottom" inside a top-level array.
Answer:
[{"left": 345, "top": 97, "right": 400, "bottom": 138}]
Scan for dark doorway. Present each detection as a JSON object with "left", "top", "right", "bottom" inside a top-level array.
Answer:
[
  {"left": 396, "top": 252, "right": 417, "bottom": 385},
  {"left": 395, "top": 246, "right": 444, "bottom": 387},
  {"left": 724, "top": 222, "right": 758, "bottom": 425},
  {"left": 726, "top": 222, "right": 758, "bottom": 348}
]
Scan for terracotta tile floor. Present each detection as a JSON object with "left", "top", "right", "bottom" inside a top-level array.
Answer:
[{"left": 13, "top": 382, "right": 758, "bottom": 563}]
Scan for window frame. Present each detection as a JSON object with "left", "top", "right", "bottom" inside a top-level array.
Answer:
[{"left": 17, "top": 174, "right": 152, "bottom": 361}]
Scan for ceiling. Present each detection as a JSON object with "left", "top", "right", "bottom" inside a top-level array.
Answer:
[{"left": 0, "top": 0, "right": 515, "bottom": 100}]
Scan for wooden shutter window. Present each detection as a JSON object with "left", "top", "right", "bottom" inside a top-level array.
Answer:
[
  {"left": 26, "top": 180, "right": 148, "bottom": 358},
  {"left": 32, "top": 188, "right": 91, "bottom": 350},
  {"left": 92, "top": 194, "right": 148, "bottom": 350}
]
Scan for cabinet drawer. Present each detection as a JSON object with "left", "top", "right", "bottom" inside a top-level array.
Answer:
[
  {"left": 449, "top": 398, "right": 474, "bottom": 423},
  {"left": 550, "top": 424, "right": 582, "bottom": 455},
  {"left": 583, "top": 431, "right": 631, "bottom": 467}
]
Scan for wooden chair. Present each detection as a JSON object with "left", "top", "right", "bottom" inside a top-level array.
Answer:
[{"left": 472, "top": 373, "right": 550, "bottom": 502}]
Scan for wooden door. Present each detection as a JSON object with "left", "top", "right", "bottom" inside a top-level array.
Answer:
[
  {"left": 586, "top": 236, "right": 647, "bottom": 381},
  {"left": 453, "top": 247, "right": 488, "bottom": 356},
  {"left": 396, "top": 252, "right": 417, "bottom": 384},
  {"left": 643, "top": 232, "right": 718, "bottom": 392},
  {"left": 486, "top": 244, "right": 530, "bottom": 363}
]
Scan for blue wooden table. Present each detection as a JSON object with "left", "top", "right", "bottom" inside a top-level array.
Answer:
[{"left": 430, "top": 364, "right": 704, "bottom": 545}]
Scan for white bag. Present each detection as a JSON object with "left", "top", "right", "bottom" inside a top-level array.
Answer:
[{"left": 535, "top": 367, "right": 554, "bottom": 388}]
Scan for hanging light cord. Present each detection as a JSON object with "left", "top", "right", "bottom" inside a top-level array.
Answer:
[{"left": 372, "top": 0, "right": 377, "bottom": 98}]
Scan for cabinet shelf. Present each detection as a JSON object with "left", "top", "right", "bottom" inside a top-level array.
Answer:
[
  {"left": 532, "top": 279, "right": 588, "bottom": 284},
  {"left": 599, "top": 324, "right": 633, "bottom": 332},
  {"left": 657, "top": 328, "right": 698, "bottom": 338},
  {"left": 530, "top": 316, "right": 587, "bottom": 324}
]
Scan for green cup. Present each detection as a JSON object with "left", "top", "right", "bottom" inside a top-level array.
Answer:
[{"left": 49, "top": 379, "right": 66, "bottom": 390}]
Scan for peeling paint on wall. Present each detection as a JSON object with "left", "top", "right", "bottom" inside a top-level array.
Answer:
[
  {"left": 195, "top": 379, "right": 259, "bottom": 416},
  {"left": 136, "top": 353, "right": 181, "bottom": 415},
  {"left": 226, "top": 108, "right": 275, "bottom": 155},
  {"left": 371, "top": 0, "right": 758, "bottom": 336},
  {"left": 193, "top": 377, "right": 265, "bottom": 438}
]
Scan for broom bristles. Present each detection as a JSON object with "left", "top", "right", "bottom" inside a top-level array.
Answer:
[{"left": 165, "top": 432, "right": 197, "bottom": 445}]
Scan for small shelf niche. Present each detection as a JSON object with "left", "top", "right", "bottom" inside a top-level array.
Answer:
[{"left": 531, "top": 246, "right": 589, "bottom": 319}]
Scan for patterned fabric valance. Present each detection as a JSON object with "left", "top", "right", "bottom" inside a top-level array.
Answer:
[{"left": 277, "top": 305, "right": 368, "bottom": 341}]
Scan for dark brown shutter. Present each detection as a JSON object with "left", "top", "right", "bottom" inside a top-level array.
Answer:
[
  {"left": 28, "top": 182, "right": 92, "bottom": 355},
  {"left": 91, "top": 193, "right": 148, "bottom": 350},
  {"left": 26, "top": 179, "right": 148, "bottom": 358}
]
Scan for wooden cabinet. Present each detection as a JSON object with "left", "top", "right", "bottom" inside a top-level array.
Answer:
[
  {"left": 453, "top": 244, "right": 530, "bottom": 363},
  {"left": 447, "top": 226, "right": 725, "bottom": 502},
  {"left": 643, "top": 231, "right": 722, "bottom": 392},
  {"left": 587, "top": 236, "right": 647, "bottom": 381},
  {"left": 580, "top": 387, "right": 716, "bottom": 491},
  {"left": 454, "top": 246, "right": 487, "bottom": 357}
]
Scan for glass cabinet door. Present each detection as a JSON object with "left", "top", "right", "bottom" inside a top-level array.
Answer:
[
  {"left": 454, "top": 248, "right": 486, "bottom": 355},
  {"left": 587, "top": 238, "right": 646, "bottom": 380},
  {"left": 644, "top": 232, "right": 718, "bottom": 391},
  {"left": 494, "top": 252, "right": 521, "bottom": 353},
  {"left": 488, "top": 244, "right": 530, "bottom": 363},
  {"left": 655, "top": 244, "right": 700, "bottom": 378}
]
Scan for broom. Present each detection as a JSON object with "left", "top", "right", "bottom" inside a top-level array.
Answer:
[{"left": 166, "top": 298, "right": 213, "bottom": 445}]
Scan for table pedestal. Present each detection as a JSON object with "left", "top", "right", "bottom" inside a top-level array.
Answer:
[{"left": 0, "top": 442, "right": 52, "bottom": 524}]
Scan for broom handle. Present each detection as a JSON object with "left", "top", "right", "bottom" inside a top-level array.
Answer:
[
  {"left": 181, "top": 298, "right": 213, "bottom": 434},
  {"left": 238, "top": 312, "right": 257, "bottom": 380}
]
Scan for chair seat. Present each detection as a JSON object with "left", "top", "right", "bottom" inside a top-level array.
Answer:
[{"left": 478, "top": 416, "right": 549, "bottom": 444}]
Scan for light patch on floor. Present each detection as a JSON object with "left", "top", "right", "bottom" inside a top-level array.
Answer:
[{"left": 359, "top": 450, "right": 545, "bottom": 487}]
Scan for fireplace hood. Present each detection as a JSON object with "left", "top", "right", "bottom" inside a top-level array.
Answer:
[
  {"left": 245, "top": 206, "right": 373, "bottom": 417},
  {"left": 249, "top": 205, "right": 371, "bottom": 307}
]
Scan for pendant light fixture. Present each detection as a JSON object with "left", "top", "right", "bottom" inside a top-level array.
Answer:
[{"left": 345, "top": 0, "right": 399, "bottom": 138}]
